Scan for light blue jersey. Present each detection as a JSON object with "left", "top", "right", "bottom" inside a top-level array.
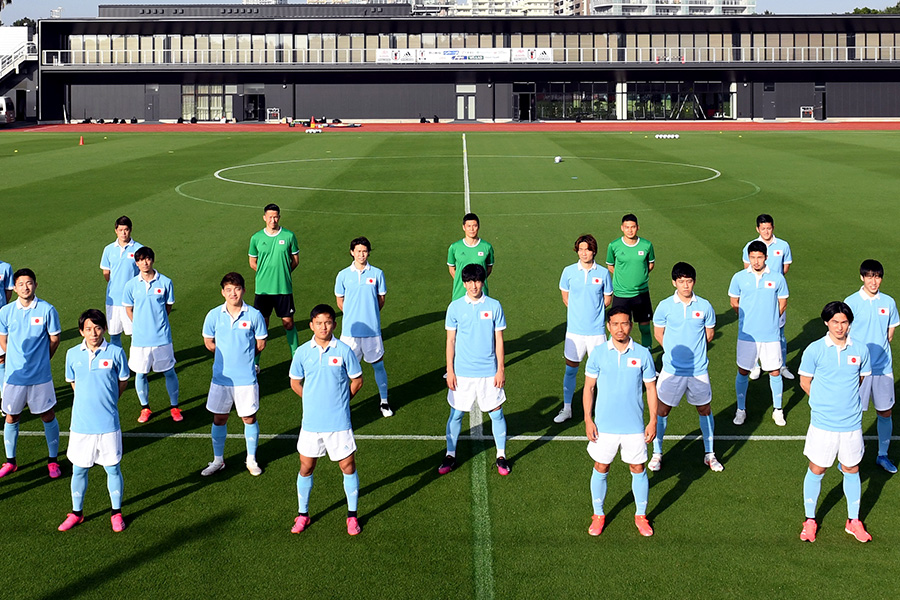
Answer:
[
  {"left": 335, "top": 263, "right": 386, "bottom": 338},
  {"left": 653, "top": 293, "right": 716, "bottom": 376},
  {"left": 559, "top": 262, "right": 612, "bottom": 336},
  {"left": 728, "top": 267, "right": 788, "bottom": 343},
  {"left": 289, "top": 337, "right": 362, "bottom": 433},
  {"left": 0, "top": 261, "right": 12, "bottom": 309},
  {"left": 65, "top": 341, "right": 130, "bottom": 434},
  {"left": 742, "top": 236, "right": 792, "bottom": 275},
  {"left": 0, "top": 298, "right": 61, "bottom": 385},
  {"left": 100, "top": 239, "right": 143, "bottom": 306},
  {"left": 203, "top": 303, "right": 268, "bottom": 387},
  {"left": 445, "top": 294, "right": 506, "bottom": 379},
  {"left": 585, "top": 339, "right": 656, "bottom": 435},
  {"left": 844, "top": 288, "right": 900, "bottom": 377},
  {"left": 122, "top": 271, "right": 174, "bottom": 347},
  {"left": 799, "top": 335, "right": 871, "bottom": 432}
]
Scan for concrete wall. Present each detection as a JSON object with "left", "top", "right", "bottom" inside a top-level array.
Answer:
[
  {"left": 295, "top": 83, "right": 457, "bottom": 121},
  {"left": 70, "top": 83, "right": 144, "bottom": 121}
]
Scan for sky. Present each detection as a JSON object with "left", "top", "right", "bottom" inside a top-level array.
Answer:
[{"left": 0, "top": 0, "right": 883, "bottom": 25}]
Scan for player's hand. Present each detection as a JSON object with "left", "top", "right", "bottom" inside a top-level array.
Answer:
[
  {"left": 494, "top": 368, "right": 505, "bottom": 389},
  {"left": 446, "top": 372, "right": 457, "bottom": 391},
  {"left": 585, "top": 420, "right": 599, "bottom": 443},
  {"left": 644, "top": 422, "right": 657, "bottom": 444}
]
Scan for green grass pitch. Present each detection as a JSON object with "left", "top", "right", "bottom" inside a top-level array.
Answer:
[{"left": 1, "top": 129, "right": 900, "bottom": 599}]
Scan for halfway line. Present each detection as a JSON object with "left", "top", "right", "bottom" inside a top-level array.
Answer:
[{"left": 462, "top": 133, "right": 471, "bottom": 213}]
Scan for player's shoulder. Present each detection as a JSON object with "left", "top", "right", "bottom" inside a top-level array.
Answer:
[
  {"left": 634, "top": 343, "right": 653, "bottom": 361},
  {"left": 108, "top": 343, "right": 128, "bottom": 362},
  {"left": 35, "top": 297, "right": 57, "bottom": 313},
  {"left": 694, "top": 294, "right": 714, "bottom": 309},
  {"left": 484, "top": 294, "right": 503, "bottom": 310}
]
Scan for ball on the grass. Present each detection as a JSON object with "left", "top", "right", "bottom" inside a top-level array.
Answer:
[
  {"left": 554, "top": 156, "right": 562, "bottom": 163},
  {"left": 675, "top": 134, "right": 680, "bottom": 139}
]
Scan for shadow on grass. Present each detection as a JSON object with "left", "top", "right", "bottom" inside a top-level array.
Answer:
[
  {"left": 0, "top": 458, "right": 63, "bottom": 502},
  {"left": 505, "top": 322, "right": 567, "bottom": 369},
  {"left": 381, "top": 311, "right": 445, "bottom": 343},
  {"left": 37, "top": 511, "right": 238, "bottom": 600},
  {"left": 647, "top": 435, "right": 708, "bottom": 522},
  {"left": 351, "top": 366, "right": 448, "bottom": 431}
]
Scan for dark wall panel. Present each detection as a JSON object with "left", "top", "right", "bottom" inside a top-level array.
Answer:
[
  {"left": 775, "top": 82, "right": 814, "bottom": 118},
  {"left": 71, "top": 83, "right": 143, "bottom": 121},
  {"left": 159, "top": 84, "right": 181, "bottom": 120},
  {"left": 264, "top": 84, "right": 294, "bottom": 120},
  {"left": 295, "top": 83, "right": 456, "bottom": 120},
  {"left": 827, "top": 82, "right": 900, "bottom": 117}
]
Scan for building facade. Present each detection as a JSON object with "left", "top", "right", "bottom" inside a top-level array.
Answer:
[
  {"left": 22, "top": 6, "right": 900, "bottom": 123},
  {"left": 592, "top": 0, "right": 755, "bottom": 16}
]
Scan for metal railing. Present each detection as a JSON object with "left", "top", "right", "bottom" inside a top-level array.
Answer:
[
  {"left": 41, "top": 44, "right": 900, "bottom": 66},
  {"left": 1, "top": 42, "right": 38, "bottom": 80}
]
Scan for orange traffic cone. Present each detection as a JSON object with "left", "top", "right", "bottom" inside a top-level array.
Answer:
[{"left": 79, "top": 136, "right": 84, "bottom": 146}]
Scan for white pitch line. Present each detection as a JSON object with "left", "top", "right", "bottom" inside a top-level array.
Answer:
[
  {"left": 462, "top": 133, "right": 471, "bottom": 213},
  {"left": 15, "top": 431, "right": 898, "bottom": 442}
]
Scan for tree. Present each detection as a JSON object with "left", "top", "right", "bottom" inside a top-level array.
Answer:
[
  {"left": 13, "top": 17, "right": 35, "bottom": 28},
  {"left": 852, "top": 2, "right": 900, "bottom": 13}
]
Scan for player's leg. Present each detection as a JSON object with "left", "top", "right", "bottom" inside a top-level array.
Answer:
[
  {"left": 635, "top": 293, "right": 654, "bottom": 349},
  {"left": 733, "top": 341, "right": 754, "bottom": 425},
  {"left": 801, "top": 424, "right": 837, "bottom": 541},
  {"left": 763, "top": 341, "right": 786, "bottom": 426},
  {"left": 40, "top": 408, "right": 62, "bottom": 478},
  {"left": 1, "top": 411, "right": 20, "bottom": 476},
  {"left": 696, "top": 402, "right": 722, "bottom": 472},
  {"left": 282, "top": 316, "right": 299, "bottom": 357},
  {"left": 365, "top": 337, "right": 391, "bottom": 417},
  {"left": 870, "top": 375, "right": 896, "bottom": 472},
  {"left": 130, "top": 346, "right": 153, "bottom": 421},
  {"left": 278, "top": 296, "right": 299, "bottom": 357},
  {"left": 489, "top": 406, "right": 510, "bottom": 475},
  {"left": 838, "top": 430, "right": 870, "bottom": 541},
  {"left": 557, "top": 332, "right": 587, "bottom": 423},
  {"left": 588, "top": 462, "right": 610, "bottom": 535},
  {"left": 105, "top": 463, "right": 125, "bottom": 531},
  {"left": 293, "top": 452, "right": 318, "bottom": 533},
  {"left": 650, "top": 371, "right": 681, "bottom": 471},
  {"left": 779, "top": 311, "right": 794, "bottom": 379},
  {"left": 59, "top": 465, "right": 90, "bottom": 531},
  {"left": 203, "top": 413, "right": 230, "bottom": 476},
  {"left": 162, "top": 368, "right": 180, "bottom": 415},
  {"left": 241, "top": 413, "right": 261, "bottom": 476},
  {"left": 338, "top": 451, "right": 361, "bottom": 535},
  {"left": 624, "top": 433, "right": 652, "bottom": 535},
  {"left": 440, "top": 407, "right": 465, "bottom": 474}
]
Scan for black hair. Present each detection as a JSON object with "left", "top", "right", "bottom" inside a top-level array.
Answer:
[
  {"left": 13, "top": 268, "right": 36, "bottom": 284},
  {"left": 264, "top": 203, "right": 280, "bottom": 214},
  {"left": 79, "top": 308, "right": 108, "bottom": 332},
  {"left": 461, "top": 264, "right": 486, "bottom": 283},
  {"left": 606, "top": 306, "right": 632, "bottom": 322},
  {"left": 462, "top": 212, "right": 480, "bottom": 226},
  {"left": 671, "top": 262, "right": 696, "bottom": 281},
  {"left": 821, "top": 301, "right": 854, "bottom": 325},
  {"left": 350, "top": 236, "right": 371, "bottom": 252},
  {"left": 220, "top": 272, "right": 245, "bottom": 289},
  {"left": 747, "top": 240, "right": 768, "bottom": 257},
  {"left": 756, "top": 214, "right": 774, "bottom": 227},
  {"left": 860, "top": 259, "right": 884, "bottom": 278},
  {"left": 134, "top": 246, "right": 155, "bottom": 262},
  {"left": 622, "top": 213, "right": 638, "bottom": 225},
  {"left": 115, "top": 215, "right": 133, "bottom": 229},
  {"left": 310, "top": 304, "right": 336, "bottom": 322}
]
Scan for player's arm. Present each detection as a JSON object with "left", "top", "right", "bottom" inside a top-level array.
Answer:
[
  {"left": 730, "top": 296, "right": 740, "bottom": 315},
  {"left": 606, "top": 265, "right": 615, "bottom": 275},
  {"left": 349, "top": 375, "right": 363, "bottom": 399},
  {"left": 446, "top": 329, "right": 457, "bottom": 391},
  {"left": 494, "top": 329, "right": 505, "bottom": 389},
  {"left": 448, "top": 265, "right": 456, "bottom": 279},
  {"left": 290, "top": 377, "right": 304, "bottom": 398},
  {"left": 125, "top": 306, "right": 134, "bottom": 321},
  {"left": 249, "top": 256, "right": 258, "bottom": 271},
  {"left": 378, "top": 294, "right": 385, "bottom": 310},
  {"left": 0, "top": 333, "right": 6, "bottom": 353},
  {"left": 486, "top": 265, "right": 493, "bottom": 278},
  {"left": 604, "top": 293, "right": 612, "bottom": 308},
  {"left": 561, "top": 290, "right": 569, "bottom": 307},
  {"left": 48, "top": 334, "right": 60, "bottom": 359},
  {"left": 653, "top": 324, "right": 665, "bottom": 347},
  {"left": 705, "top": 327, "right": 715, "bottom": 344},
  {"left": 102, "top": 269, "right": 111, "bottom": 283},
  {"left": 166, "top": 303, "right": 173, "bottom": 315},
  {"left": 583, "top": 375, "right": 598, "bottom": 442},
  {"left": 782, "top": 264, "right": 791, "bottom": 276},
  {"left": 289, "top": 252, "right": 299, "bottom": 272},
  {"left": 256, "top": 338, "right": 266, "bottom": 354},
  {"left": 799, "top": 375, "right": 812, "bottom": 396},
  {"left": 778, "top": 297, "right": 788, "bottom": 316},
  {"left": 648, "top": 261, "right": 655, "bottom": 273},
  {"left": 204, "top": 336, "right": 216, "bottom": 353},
  {"left": 888, "top": 326, "right": 896, "bottom": 344},
  {"left": 643, "top": 379, "right": 659, "bottom": 444},
  {"left": 336, "top": 295, "right": 344, "bottom": 311},
  {"left": 118, "top": 380, "right": 128, "bottom": 396}
]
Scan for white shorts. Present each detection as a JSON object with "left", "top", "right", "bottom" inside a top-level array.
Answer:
[
  {"left": 448, "top": 376, "right": 506, "bottom": 412},
  {"left": 804, "top": 424, "right": 864, "bottom": 469},
  {"left": 297, "top": 428, "right": 356, "bottom": 461},
  {"left": 67, "top": 430, "right": 123, "bottom": 468},
  {"left": 587, "top": 432, "right": 648, "bottom": 465},
  {"left": 206, "top": 383, "right": 259, "bottom": 417},
  {"left": 564, "top": 332, "right": 606, "bottom": 363},
  {"left": 2, "top": 381, "right": 57, "bottom": 415},
  {"left": 859, "top": 374, "right": 895, "bottom": 412},
  {"left": 736, "top": 339, "right": 782, "bottom": 372},
  {"left": 106, "top": 305, "right": 133, "bottom": 336},
  {"left": 657, "top": 371, "right": 712, "bottom": 407},
  {"left": 129, "top": 343, "right": 176, "bottom": 374},
  {"left": 340, "top": 334, "right": 385, "bottom": 364}
]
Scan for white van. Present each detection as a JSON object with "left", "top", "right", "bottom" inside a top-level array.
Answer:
[{"left": 0, "top": 97, "right": 15, "bottom": 124}]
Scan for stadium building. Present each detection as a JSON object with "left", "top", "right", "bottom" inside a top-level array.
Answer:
[{"left": 6, "top": 6, "right": 900, "bottom": 122}]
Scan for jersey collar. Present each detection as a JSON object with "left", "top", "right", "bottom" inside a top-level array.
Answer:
[
  {"left": 857, "top": 286, "right": 881, "bottom": 300},
  {"left": 620, "top": 237, "right": 641, "bottom": 247},
  {"left": 350, "top": 262, "right": 371, "bottom": 274},
  {"left": 220, "top": 302, "right": 251, "bottom": 318},
  {"left": 310, "top": 337, "right": 338, "bottom": 353},
  {"left": 463, "top": 237, "right": 481, "bottom": 248},
  {"left": 824, "top": 334, "right": 853, "bottom": 349},
  {"left": 79, "top": 339, "right": 109, "bottom": 353},
  {"left": 745, "top": 265, "right": 771, "bottom": 276},
  {"left": 463, "top": 294, "right": 487, "bottom": 305},
  {"left": 606, "top": 337, "right": 635, "bottom": 354},
  {"left": 577, "top": 261, "right": 599, "bottom": 273},
  {"left": 15, "top": 297, "right": 38, "bottom": 311},
  {"left": 672, "top": 292, "right": 697, "bottom": 305},
  {"left": 263, "top": 227, "right": 283, "bottom": 238}
]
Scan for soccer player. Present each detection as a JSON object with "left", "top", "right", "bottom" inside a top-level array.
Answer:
[
  {"left": 249, "top": 203, "right": 300, "bottom": 361},
  {"left": 447, "top": 212, "right": 494, "bottom": 301},
  {"left": 650, "top": 262, "right": 721, "bottom": 472},
  {"left": 335, "top": 236, "right": 392, "bottom": 418},
  {"left": 200, "top": 272, "right": 268, "bottom": 477},
  {"left": 606, "top": 214, "right": 655, "bottom": 348},
  {"left": 844, "top": 259, "right": 899, "bottom": 474},
  {"left": 742, "top": 214, "right": 793, "bottom": 380},
  {"left": 289, "top": 304, "right": 364, "bottom": 536},
  {"left": 0, "top": 257, "right": 13, "bottom": 394},
  {"left": 100, "top": 216, "right": 142, "bottom": 348},
  {"left": 0, "top": 268, "right": 62, "bottom": 479},
  {"left": 440, "top": 264, "right": 510, "bottom": 476},
  {"left": 58, "top": 309, "right": 131, "bottom": 532},
  {"left": 122, "top": 246, "right": 181, "bottom": 423},
  {"left": 583, "top": 306, "right": 658, "bottom": 537},
  {"left": 554, "top": 234, "right": 612, "bottom": 424},
  {"left": 728, "top": 240, "right": 789, "bottom": 427},
  {"left": 798, "top": 301, "right": 872, "bottom": 543}
]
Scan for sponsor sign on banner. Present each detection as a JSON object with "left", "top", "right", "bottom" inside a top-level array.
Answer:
[
  {"left": 376, "top": 49, "right": 415, "bottom": 64},
  {"left": 511, "top": 48, "right": 553, "bottom": 63},
  {"left": 377, "top": 48, "right": 552, "bottom": 64}
]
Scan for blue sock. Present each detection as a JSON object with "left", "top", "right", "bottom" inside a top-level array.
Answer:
[
  {"left": 803, "top": 468, "right": 824, "bottom": 519},
  {"left": 735, "top": 372, "right": 749, "bottom": 410},
  {"left": 653, "top": 415, "right": 668, "bottom": 455},
  {"left": 135, "top": 373, "right": 150, "bottom": 407},
  {"left": 769, "top": 374, "right": 783, "bottom": 409},
  {"left": 109, "top": 333, "right": 122, "bottom": 348},
  {"left": 699, "top": 413, "right": 715, "bottom": 454},
  {"left": 244, "top": 421, "right": 260, "bottom": 456},
  {"left": 631, "top": 470, "right": 650, "bottom": 516},
  {"left": 104, "top": 464, "right": 124, "bottom": 510},
  {"left": 780, "top": 325, "right": 788, "bottom": 364},
  {"left": 446, "top": 408, "right": 464, "bottom": 455},
  {"left": 71, "top": 465, "right": 89, "bottom": 512},
  {"left": 372, "top": 361, "right": 389, "bottom": 401},
  {"left": 343, "top": 471, "right": 360, "bottom": 512},
  {"left": 877, "top": 415, "right": 892, "bottom": 457},
  {"left": 163, "top": 369, "right": 180, "bottom": 406},
  {"left": 563, "top": 364, "right": 578, "bottom": 405},
  {"left": 489, "top": 408, "right": 507, "bottom": 455},
  {"left": 4, "top": 421, "right": 19, "bottom": 459},
  {"left": 842, "top": 470, "right": 862, "bottom": 520},
  {"left": 211, "top": 423, "right": 227, "bottom": 458},
  {"left": 590, "top": 468, "right": 607, "bottom": 516},
  {"left": 43, "top": 417, "right": 60, "bottom": 459},
  {"left": 297, "top": 473, "right": 313, "bottom": 513}
]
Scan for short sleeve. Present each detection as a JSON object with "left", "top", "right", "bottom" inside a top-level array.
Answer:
[
  {"left": 248, "top": 234, "right": 258, "bottom": 258},
  {"left": 166, "top": 279, "right": 175, "bottom": 304},
  {"left": 288, "top": 351, "right": 305, "bottom": 380},
  {"left": 777, "top": 276, "right": 789, "bottom": 299},
  {"left": 559, "top": 268, "right": 570, "bottom": 292},
  {"left": 646, "top": 242, "right": 655, "bottom": 263},
  {"left": 798, "top": 345, "right": 816, "bottom": 378},
  {"left": 447, "top": 243, "right": 456, "bottom": 267},
  {"left": 782, "top": 242, "right": 793, "bottom": 265},
  {"left": 605, "top": 243, "right": 615, "bottom": 266},
  {"left": 253, "top": 310, "right": 269, "bottom": 339},
  {"left": 334, "top": 271, "right": 345, "bottom": 297},
  {"left": 860, "top": 346, "right": 872, "bottom": 376},
  {"left": 889, "top": 300, "right": 900, "bottom": 329},
  {"left": 377, "top": 270, "right": 387, "bottom": 295},
  {"left": 116, "top": 348, "right": 131, "bottom": 380},
  {"left": 445, "top": 304, "right": 458, "bottom": 331},
  {"left": 704, "top": 301, "right": 716, "bottom": 328},
  {"left": 47, "top": 306, "right": 62, "bottom": 336},
  {"left": 652, "top": 301, "right": 667, "bottom": 327},
  {"left": 584, "top": 350, "right": 600, "bottom": 378},
  {"left": 641, "top": 350, "right": 657, "bottom": 381},
  {"left": 202, "top": 310, "right": 217, "bottom": 339},
  {"left": 65, "top": 351, "right": 76, "bottom": 383},
  {"left": 486, "top": 244, "right": 495, "bottom": 267},
  {"left": 345, "top": 346, "right": 363, "bottom": 379},
  {"left": 727, "top": 273, "right": 741, "bottom": 298},
  {"left": 602, "top": 269, "right": 613, "bottom": 294},
  {"left": 0, "top": 309, "right": 8, "bottom": 335},
  {"left": 100, "top": 247, "right": 111, "bottom": 270},
  {"left": 122, "top": 281, "right": 134, "bottom": 306},
  {"left": 290, "top": 232, "right": 299, "bottom": 255},
  {"left": 494, "top": 302, "right": 506, "bottom": 331}
]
